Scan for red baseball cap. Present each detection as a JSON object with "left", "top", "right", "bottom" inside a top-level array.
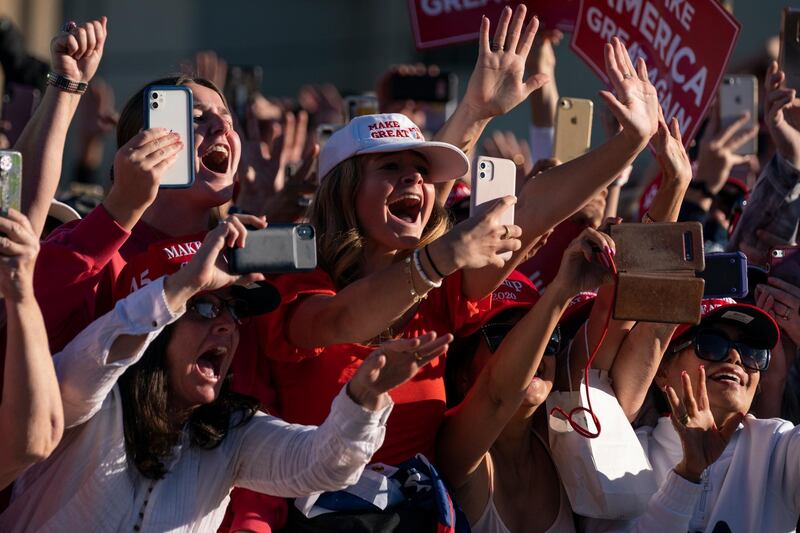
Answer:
[
  {"left": 672, "top": 298, "right": 779, "bottom": 349},
  {"left": 560, "top": 292, "right": 596, "bottom": 329},
  {"left": 115, "top": 234, "right": 281, "bottom": 317},
  {"left": 461, "top": 271, "right": 540, "bottom": 336}
]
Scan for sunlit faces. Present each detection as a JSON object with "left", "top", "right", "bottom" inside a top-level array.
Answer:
[
  {"left": 165, "top": 290, "right": 241, "bottom": 411},
  {"left": 183, "top": 82, "right": 241, "bottom": 207},
  {"left": 355, "top": 151, "right": 436, "bottom": 250},
  {"left": 660, "top": 322, "right": 760, "bottom": 420}
]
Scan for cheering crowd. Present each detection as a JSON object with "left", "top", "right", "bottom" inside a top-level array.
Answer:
[{"left": 0, "top": 4, "right": 799, "bottom": 532}]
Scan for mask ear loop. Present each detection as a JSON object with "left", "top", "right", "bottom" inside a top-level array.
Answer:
[{"left": 549, "top": 253, "right": 618, "bottom": 439}]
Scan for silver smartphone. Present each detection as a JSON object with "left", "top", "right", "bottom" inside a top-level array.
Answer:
[
  {"left": 471, "top": 156, "right": 516, "bottom": 260},
  {"left": 719, "top": 75, "right": 758, "bottom": 156},
  {"left": 144, "top": 85, "right": 195, "bottom": 188}
]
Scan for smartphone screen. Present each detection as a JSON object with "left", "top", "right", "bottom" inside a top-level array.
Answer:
[
  {"left": 780, "top": 8, "right": 800, "bottom": 91},
  {"left": 0, "top": 150, "right": 21, "bottom": 216},
  {"left": 144, "top": 86, "right": 195, "bottom": 189},
  {"left": 719, "top": 75, "right": 758, "bottom": 156},
  {"left": 553, "top": 98, "right": 593, "bottom": 163},
  {"left": 389, "top": 72, "right": 457, "bottom": 103}
]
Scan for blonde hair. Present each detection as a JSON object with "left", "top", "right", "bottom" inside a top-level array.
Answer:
[{"left": 309, "top": 155, "right": 450, "bottom": 289}]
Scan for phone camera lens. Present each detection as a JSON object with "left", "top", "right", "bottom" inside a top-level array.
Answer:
[
  {"left": 296, "top": 225, "right": 314, "bottom": 240},
  {"left": 152, "top": 102, "right": 159, "bottom": 109},
  {"left": 151, "top": 92, "right": 158, "bottom": 99},
  {"left": 479, "top": 171, "right": 486, "bottom": 179},
  {"left": 480, "top": 162, "right": 486, "bottom": 169}
]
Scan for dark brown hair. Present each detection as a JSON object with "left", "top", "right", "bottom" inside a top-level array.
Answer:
[
  {"left": 116, "top": 75, "right": 227, "bottom": 149},
  {"left": 118, "top": 324, "right": 259, "bottom": 479}
]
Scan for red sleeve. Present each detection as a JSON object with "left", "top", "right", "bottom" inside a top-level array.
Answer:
[
  {"left": 34, "top": 205, "right": 131, "bottom": 352},
  {"left": 443, "top": 269, "right": 493, "bottom": 335},
  {"left": 255, "top": 269, "right": 336, "bottom": 363},
  {"left": 218, "top": 488, "right": 287, "bottom": 533}
]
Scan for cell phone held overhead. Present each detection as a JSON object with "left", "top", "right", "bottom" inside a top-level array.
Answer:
[
  {"left": 470, "top": 156, "right": 516, "bottom": 261},
  {"left": 144, "top": 85, "right": 195, "bottom": 189},
  {"left": 0, "top": 150, "right": 21, "bottom": 217}
]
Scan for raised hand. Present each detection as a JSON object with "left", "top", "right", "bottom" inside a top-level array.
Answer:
[
  {"left": 653, "top": 112, "right": 692, "bottom": 184},
  {"left": 600, "top": 37, "right": 659, "bottom": 147},
  {"left": 428, "top": 195, "right": 522, "bottom": 272},
  {"left": 50, "top": 17, "right": 107, "bottom": 84},
  {"left": 0, "top": 209, "right": 39, "bottom": 303},
  {"left": 666, "top": 366, "right": 744, "bottom": 482},
  {"left": 551, "top": 227, "right": 616, "bottom": 296},
  {"left": 462, "top": 5, "right": 549, "bottom": 120},
  {"left": 194, "top": 50, "right": 228, "bottom": 91},
  {"left": 764, "top": 61, "right": 800, "bottom": 168},
  {"left": 756, "top": 277, "right": 800, "bottom": 345},
  {"left": 695, "top": 106, "right": 758, "bottom": 194},
  {"left": 348, "top": 332, "right": 453, "bottom": 410}
]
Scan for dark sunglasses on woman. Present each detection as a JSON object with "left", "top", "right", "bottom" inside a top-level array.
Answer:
[
  {"left": 481, "top": 323, "right": 562, "bottom": 357},
  {"left": 187, "top": 294, "right": 250, "bottom": 324},
  {"left": 670, "top": 328, "right": 770, "bottom": 372}
]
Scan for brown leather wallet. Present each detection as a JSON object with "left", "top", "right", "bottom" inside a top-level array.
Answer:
[{"left": 610, "top": 222, "right": 705, "bottom": 324}]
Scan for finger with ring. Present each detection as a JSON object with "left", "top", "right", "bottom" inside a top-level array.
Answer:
[
  {"left": 623, "top": 73, "right": 633, "bottom": 79},
  {"left": 501, "top": 225, "right": 510, "bottom": 240},
  {"left": 62, "top": 21, "right": 77, "bottom": 33},
  {"left": 414, "top": 351, "right": 423, "bottom": 362},
  {"left": 679, "top": 413, "right": 689, "bottom": 426},
  {"left": 490, "top": 42, "right": 504, "bottom": 52}
]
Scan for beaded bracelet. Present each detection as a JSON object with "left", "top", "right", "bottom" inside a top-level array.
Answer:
[
  {"left": 46, "top": 72, "right": 87, "bottom": 95},
  {"left": 413, "top": 249, "right": 442, "bottom": 288}
]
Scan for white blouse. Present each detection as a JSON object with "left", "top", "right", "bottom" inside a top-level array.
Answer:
[{"left": 0, "top": 277, "right": 392, "bottom": 532}]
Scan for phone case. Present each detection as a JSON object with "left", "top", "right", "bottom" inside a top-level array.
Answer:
[
  {"left": 0, "top": 151, "right": 21, "bottom": 216},
  {"left": 719, "top": 75, "right": 758, "bottom": 156},
  {"left": 227, "top": 224, "right": 317, "bottom": 274},
  {"left": 769, "top": 245, "right": 800, "bottom": 287},
  {"left": 610, "top": 222, "right": 705, "bottom": 272},
  {"left": 700, "top": 252, "right": 748, "bottom": 299},
  {"left": 780, "top": 8, "right": 800, "bottom": 91},
  {"left": 144, "top": 85, "right": 195, "bottom": 188},
  {"left": 614, "top": 273, "right": 704, "bottom": 324},
  {"left": 610, "top": 222, "right": 705, "bottom": 323},
  {"left": 553, "top": 97, "right": 593, "bottom": 163},
  {"left": 470, "top": 156, "right": 516, "bottom": 260}
]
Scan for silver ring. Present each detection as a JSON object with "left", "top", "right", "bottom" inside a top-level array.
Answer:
[{"left": 490, "top": 42, "right": 504, "bottom": 52}]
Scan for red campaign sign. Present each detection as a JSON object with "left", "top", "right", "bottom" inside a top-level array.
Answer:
[
  {"left": 407, "top": 0, "right": 578, "bottom": 50},
  {"left": 570, "top": 0, "right": 740, "bottom": 145}
]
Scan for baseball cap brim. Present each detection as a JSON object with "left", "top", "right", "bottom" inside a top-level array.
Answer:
[
  {"left": 356, "top": 141, "right": 470, "bottom": 183},
  {"left": 230, "top": 281, "right": 281, "bottom": 318},
  {"left": 672, "top": 303, "right": 779, "bottom": 349}
]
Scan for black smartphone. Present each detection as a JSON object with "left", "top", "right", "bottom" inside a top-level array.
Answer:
[
  {"left": 227, "top": 224, "right": 317, "bottom": 274},
  {"left": 780, "top": 7, "right": 800, "bottom": 91},
  {"left": 699, "top": 252, "right": 748, "bottom": 299},
  {"left": 389, "top": 72, "right": 457, "bottom": 103}
]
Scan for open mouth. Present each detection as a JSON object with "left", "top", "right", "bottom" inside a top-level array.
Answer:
[
  {"left": 200, "top": 143, "right": 230, "bottom": 174},
  {"left": 387, "top": 193, "right": 422, "bottom": 224},
  {"left": 708, "top": 372, "right": 743, "bottom": 386},
  {"left": 195, "top": 346, "right": 228, "bottom": 381}
]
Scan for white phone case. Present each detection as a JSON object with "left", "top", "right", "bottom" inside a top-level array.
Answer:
[
  {"left": 470, "top": 156, "right": 516, "bottom": 260},
  {"left": 719, "top": 75, "right": 758, "bottom": 156},
  {"left": 145, "top": 86, "right": 195, "bottom": 188}
]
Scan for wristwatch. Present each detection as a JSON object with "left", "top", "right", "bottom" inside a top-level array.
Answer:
[{"left": 46, "top": 72, "right": 87, "bottom": 94}]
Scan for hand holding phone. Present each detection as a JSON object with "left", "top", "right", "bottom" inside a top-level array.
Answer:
[
  {"left": 719, "top": 75, "right": 758, "bottom": 156},
  {"left": 227, "top": 224, "right": 317, "bottom": 274},
  {"left": 144, "top": 85, "right": 195, "bottom": 188},
  {"left": 780, "top": 8, "right": 800, "bottom": 91},
  {"left": 470, "top": 156, "right": 516, "bottom": 260},
  {"left": 0, "top": 151, "right": 22, "bottom": 217}
]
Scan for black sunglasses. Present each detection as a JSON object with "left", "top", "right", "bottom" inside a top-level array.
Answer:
[
  {"left": 671, "top": 328, "right": 770, "bottom": 372},
  {"left": 187, "top": 294, "right": 249, "bottom": 324},
  {"left": 480, "top": 322, "right": 562, "bottom": 356}
]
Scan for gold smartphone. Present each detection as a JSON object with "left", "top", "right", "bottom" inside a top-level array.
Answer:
[
  {"left": 780, "top": 7, "right": 800, "bottom": 91},
  {"left": 553, "top": 97, "right": 593, "bottom": 163}
]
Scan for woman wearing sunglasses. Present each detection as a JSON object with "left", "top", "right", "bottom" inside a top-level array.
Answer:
[
  {"left": 0, "top": 218, "right": 452, "bottom": 532},
  {"left": 438, "top": 228, "right": 617, "bottom": 533}
]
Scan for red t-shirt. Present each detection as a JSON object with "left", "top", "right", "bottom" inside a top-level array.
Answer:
[{"left": 257, "top": 268, "right": 491, "bottom": 465}]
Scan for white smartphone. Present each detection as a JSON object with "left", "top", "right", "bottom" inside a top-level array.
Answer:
[
  {"left": 719, "top": 75, "right": 758, "bottom": 156},
  {"left": 470, "top": 156, "right": 516, "bottom": 260},
  {"left": 144, "top": 85, "right": 195, "bottom": 188}
]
